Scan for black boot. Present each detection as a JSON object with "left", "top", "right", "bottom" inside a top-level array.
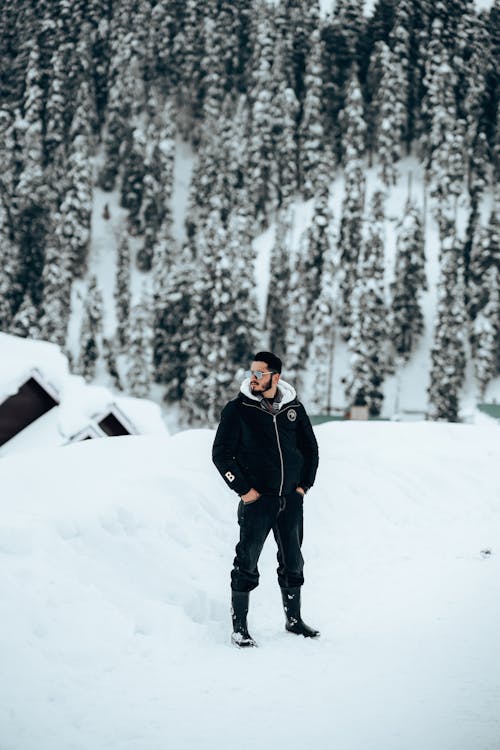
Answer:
[
  {"left": 231, "top": 590, "right": 257, "bottom": 648},
  {"left": 281, "top": 587, "right": 320, "bottom": 638}
]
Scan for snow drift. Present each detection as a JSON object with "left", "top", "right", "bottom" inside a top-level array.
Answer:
[{"left": 0, "top": 421, "right": 499, "bottom": 750}]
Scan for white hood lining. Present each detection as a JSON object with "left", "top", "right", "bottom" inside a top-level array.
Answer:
[{"left": 240, "top": 378, "right": 297, "bottom": 407}]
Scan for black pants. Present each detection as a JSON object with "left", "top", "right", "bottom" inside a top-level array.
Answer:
[{"left": 231, "top": 491, "right": 304, "bottom": 592}]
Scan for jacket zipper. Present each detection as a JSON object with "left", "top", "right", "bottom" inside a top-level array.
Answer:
[
  {"left": 242, "top": 402, "right": 285, "bottom": 495},
  {"left": 273, "top": 414, "right": 284, "bottom": 496}
]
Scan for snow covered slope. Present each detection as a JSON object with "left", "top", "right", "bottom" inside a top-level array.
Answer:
[{"left": 0, "top": 422, "right": 499, "bottom": 750}]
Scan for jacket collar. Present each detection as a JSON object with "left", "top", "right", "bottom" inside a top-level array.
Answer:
[{"left": 240, "top": 378, "right": 297, "bottom": 408}]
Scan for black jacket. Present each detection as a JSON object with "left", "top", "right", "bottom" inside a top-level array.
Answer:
[{"left": 212, "top": 381, "right": 319, "bottom": 497}]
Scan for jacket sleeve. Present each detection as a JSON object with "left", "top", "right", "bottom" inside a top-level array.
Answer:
[
  {"left": 296, "top": 404, "right": 319, "bottom": 490},
  {"left": 212, "top": 401, "right": 253, "bottom": 496}
]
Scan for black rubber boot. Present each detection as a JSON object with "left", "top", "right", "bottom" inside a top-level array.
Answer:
[
  {"left": 231, "top": 590, "right": 257, "bottom": 648},
  {"left": 281, "top": 587, "right": 320, "bottom": 638}
]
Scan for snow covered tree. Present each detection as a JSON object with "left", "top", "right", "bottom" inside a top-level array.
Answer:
[
  {"left": 286, "top": 167, "right": 333, "bottom": 387},
  {"left": 247, "top": 13, "right": 280, "bottom": 225},
  {"left": 184, "top": 207, "right": 257, "bottom": 426},
  {"left": 345, "top": 190, "right": 388, "bottom": 416},
  {"left": 266, "top": 205, "right": 293, "bottom": 356},
  {"left": 126, "top": 286, "right": 154, "bottom": 398},
  {"left": 0, "top": 205, "right": 21, "bottom": 331},
  {"left": 115, "top": 233, "right": 132, "bottom": 350},
  {"left": 306, "top": 237, "right": 339, "bottom": 414},
  {"left": 44, "top": 43, "right": 68, "bottom": 193},
  {"left": 15, "top": 195, "right": 49, "bottom": 312},
  {"left": 298, "top": 28, "right": 326, "bottom": 199},
  {"left": 389, "top": 199, "right": 427, "bottom": 360},
  {"left": 275, "top": 0, "right": 320, "bottom": 105},
  {"left": 38, "top": 227, "right": 73, "bottom": 347},
  {"left": 120, "top": 127, "right": 146, "bottom": 235},
  {"left": 471, "top": 265, "right": 500, "bottom": 396},
  {"left": 371, "top": 41, "right": 406, "bottom": 186},
  {"left": 9, "top": 294, "right": 40, "bottom": 339},
  {"left": 138, "top": 103, "right": 176, "bottom": 270},
  {"left": 338, "top": 69, "right": 366, "bottom": 341},
  {"left": 321, "top": 0, "right": 365, "bottom": 159},
  {"left": 172, "top": 0, "right": 206, "bottom": 140},
  {"left": 388, "top": 0, "right": 411, "bottom": 150},
  {"left": 468, "top": 204, "right": 499, "bottom": 322},
  {"left": 428, "top": 231, "right": 467, "bottom": 422},
  {"left": 422, "top": 18, "right": 466, "bottom": 232},
  {"left": 468, "top": 204, "right": 500, "bottom": 393},
  {"left": 77, "top": 276, "right": 103, "bottom": 382},
  {"left": 58, "top": 83, "right": 94, "bottom": 277},
  {"left": 187, "top": 95, "right": 244, "bottom": 236},
  {"left": 271, "top": 40, "right": 300, "bottom": 207},
  {"left": 273, "top": 78, "right": 300, "bottom": 206},
  {"left": 98, "top": 4, "right": 145, "bottom": 191},
  {"left": 153, "top": 242, "right": 194, "bottom": 401},
  {"left": 225, "top": 194, "right": 260, "bottom": 362},
  {"left": 15, "top": 41, "right": 44, "bottom": 201}
]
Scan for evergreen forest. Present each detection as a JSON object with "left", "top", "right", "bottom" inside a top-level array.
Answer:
[{"left": 0, "top": 0, "right": 499, "bottom": 425}]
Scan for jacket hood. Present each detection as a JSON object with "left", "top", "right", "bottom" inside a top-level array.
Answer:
[{"left": 240, "top": 378, "right": 297, "bottom": 407}]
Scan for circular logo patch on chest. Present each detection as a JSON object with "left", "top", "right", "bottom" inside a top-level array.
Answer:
[{"left": 287, "top": 409, "right": 297, "bottom": 422}]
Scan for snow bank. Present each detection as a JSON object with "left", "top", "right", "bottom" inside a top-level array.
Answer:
[{"left": 0, "top": 422, "right": 499, "bottom": 750}]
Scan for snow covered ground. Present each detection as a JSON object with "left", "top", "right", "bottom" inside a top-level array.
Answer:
[{"left": 1, "top": 421, "right": 499, "bottom": 750}]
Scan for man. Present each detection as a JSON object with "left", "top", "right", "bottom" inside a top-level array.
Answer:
[{"left": 212, "top": 351, "right": 320, "bottom": 648}]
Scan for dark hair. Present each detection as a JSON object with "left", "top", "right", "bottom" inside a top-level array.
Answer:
[{"left": 253, "top": 351, "right": 282, "bottom": 374}]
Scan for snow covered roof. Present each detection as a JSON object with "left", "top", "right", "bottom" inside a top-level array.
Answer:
[
  {"left": 0, "top": 368, "right": 60, "bottom": 448},
  {"left": 0, "top": 333, "right": 168, "bottom": 456}
]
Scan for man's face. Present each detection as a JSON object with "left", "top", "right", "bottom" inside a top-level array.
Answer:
[{"left": 249, "top": 360, "right": 279, "bottom": 395}]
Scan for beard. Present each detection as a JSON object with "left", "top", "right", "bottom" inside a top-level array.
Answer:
[{"left": 250, "top": 374, "right": 273, "bottom": 393}]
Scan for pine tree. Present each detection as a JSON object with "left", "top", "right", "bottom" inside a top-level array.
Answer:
[
  {"left": 184, "top": 206, "right": 257, "bottom": 426},
  {"left": 173, "top": 0, "right": 206, "bottom": 141},
  {"left": 44, "top": 43, "right": 68, "bottom": 194},
  {"left": 115, "top": 232, "right": 132, "bottom": 350},
  {"left": 58, "top": 81, "right": 94, "bottom": 277},
  {"left": 468, "top": 203, "right": 500, "bottom": 393},
  {"left": 306, "top": 236, "right": 339, "bottom": 414},
  {"left": 390, "top": 199, "right": 427, "bottom": 360},
  {"left": 247, "top": 11, "right": 280, "bottom": 225},
  {"left": 273, "top": 81, "right": 300, "bottom": 207},
  {"left": 468, "top": 204, "right": 499, "bottom": 321},
  {"left": 38, "top": 226, "right": 73, "bottom": 347},
  {"left": 127, "top": 285, "right": 154, "bottom": 398},
  {"left": 388, "top": 0, "right": 411, "bottom": 149},
  {"left": 422, "top": 18, "right": 466, "bottom": 232},
  {"left": 428, "top": 230, "right": 467, "bottom": 422},
  {"left": 345, "top": 190, "right": 388, "bottom": 416},
  {"left": 225, "top": 194, "right": 260, "bottom": 362},
  {"left": 338, "top": 69, "right": 366, "bottom": 341},
  {"left": 187, "top": 95, "right": 242, "bottom": 236},
  {"left": 0, "top": 205, "right": 21, "bottom": 331},
  {"left": 138, "top": 102, "right": 176, "bottom": 270},
  {"left": 371, "top": 41, "right": 406, "bottom": 186},
  {"left": 299, "top": 28, "right": 326, "bottom": 199},
  {"left": 272, "top": 42, "right": 300, "bottom": 207},
  {"left": 98, "top": 2, "right": 145, "bottom": 191},
  {"left": 77, "top": 276, "right": 103, "bottom": 382},
  {"left": 286, "top": 167, "right": 333, "bottom": 388},
  {"left": 153, "top": 242, "right": 193, "bottom": 400},
  {"left": 120, "top": 127, "right": 146, "bottom": 235},
  {"left": 9, "top": 293, "right": 40, "bottom": 339},
  {"left": 275, "top": 0, "right": 320, "bottom": 104},
  {"left": 472, "top": 265, "right": 500, "bottom": 396},
  {"left": 266, "top": 205, "right": 293, "bottom": 356},
  {"left": 15, "top": 41, "right": 44, "bottom": 200},
  {"left": 321, "top": 0, "right": 365, "bottom": 159}
]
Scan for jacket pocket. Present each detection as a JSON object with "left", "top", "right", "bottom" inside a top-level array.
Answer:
[{"left": 241, "top": 493, "right": 262, "bottom": 505}]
